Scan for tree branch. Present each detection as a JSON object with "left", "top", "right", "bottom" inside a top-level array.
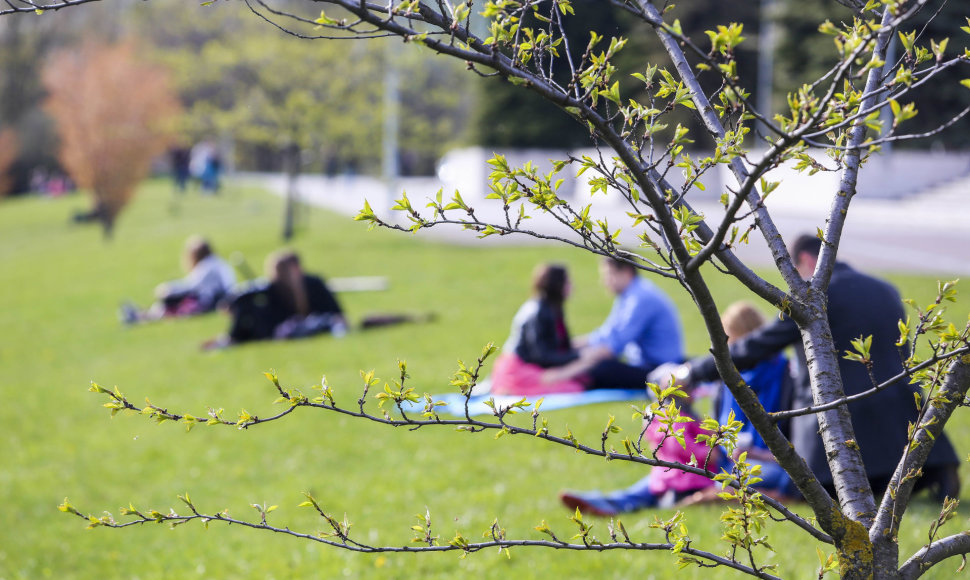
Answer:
[
  {"left": 635, "top": 0, "right": 802, "bottom": 291},
  {"left": 877, "top": 357, "right": 970, "bottom": 569},
  {"left": 772, "top": 346, "right": 970, "bottom": 420},
  {"left": 899, "top": 531, "right": 970, "bottom": 580},
  {"left": 89, "top": 377, "right": 832, "bottom": 544},
  {"left": 0, "top": 0, "right": 102, "bottom": 15},
  {"left": 60, "top": 497, "right": 786, "bottom": 579}
]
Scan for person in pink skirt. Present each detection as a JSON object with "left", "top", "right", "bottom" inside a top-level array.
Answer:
[{"left": 490, "top": 263, "right": 587, "bottom": 396}]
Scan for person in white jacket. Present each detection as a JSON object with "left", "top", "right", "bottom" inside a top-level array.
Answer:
[{"left": 121, "top": 236, "right": 236, "bottom": 323}]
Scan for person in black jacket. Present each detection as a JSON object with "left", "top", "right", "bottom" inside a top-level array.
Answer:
[
  {"left": 490, "top": 263, "right": 587, "bottom": 395},
  {"left": 206, "top": 250, "right": 346, "bottom": 348},
  {"left": 262, "top": 250, "right": 346, "bottom": 340},
  {"left": 661, "top": 234, "right": 960, "bottom": 501}
]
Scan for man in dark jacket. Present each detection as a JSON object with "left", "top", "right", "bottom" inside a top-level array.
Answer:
[{"left": 679, "top": 235, "right": 959, "bottom": 500}]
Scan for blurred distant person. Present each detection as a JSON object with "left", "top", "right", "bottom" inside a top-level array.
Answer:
[
  {"left": 29, "top": 168, "right": 48, "bottom": 194},
  {"left": 170, "top": 145, "right": 191, "bottom": 194},
  {"left": 200, "top": 149, "right": 222, "bottom": 194},
  {"left": 204, "top": 250, "right": 346, "bottom": 349},
  {"left": 189, "top": 141, "right": 209, "bottom": 183},
  {"left": 120, "top": 236, "right": 236, "bottom": 323},
  {"left": 189, "top": 140, "right": 219, "bottom": 193},
  {"left": 190, "top": 140, "right": 222, "bottom": 194},
  {"left": 489, "top": 263, "right": 586, "bottom": 395}
]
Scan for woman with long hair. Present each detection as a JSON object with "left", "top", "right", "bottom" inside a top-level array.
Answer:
[
  {"left": 490, "top": 263, "right": 586, "bottom": 395},
  {"left": 264, "top": 250, "right": 346, "bottom": 340},
  {"left": 211, "top": 250, "right": 345, "bottom": 348}
]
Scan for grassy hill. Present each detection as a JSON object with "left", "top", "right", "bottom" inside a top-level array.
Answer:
[{"left": 1, "top": 181, "right": 966, "bottom": 579}]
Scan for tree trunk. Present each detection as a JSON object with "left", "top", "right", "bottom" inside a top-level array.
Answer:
[
  {"left": 281, "top": 143, "right": 299, "bottom": 242},
  {"left": 100, "top": 215, "right": 114, "bottom": 240},
  {"left": 835, "top": 516, "right": 876, "bottom": 580},
  {"left": 94, "top": 199, "right": 113, "bottom": 241}
]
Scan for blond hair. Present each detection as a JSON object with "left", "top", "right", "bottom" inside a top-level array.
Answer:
[{"left": 721, "top": 301, "right": 765, "bottom": 343}]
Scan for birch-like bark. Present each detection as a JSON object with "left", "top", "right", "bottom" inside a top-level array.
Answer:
[
  {"left": 634, "top": 0, "right": 804, "bottom": 290},
  {"left": 0, "top": 0, "right": 103, "bottom": 15},
  {"left": 814, "top": 8, "right": 895, "bottom": 290},
  {"left": 899, "top": 531, "right": 970, "bottom": 580},
  {"left": 805, "top": 3, "right": 898, "bottom": 521}
]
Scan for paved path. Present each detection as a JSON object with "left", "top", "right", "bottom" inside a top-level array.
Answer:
[{"left": 236, "top": 170, "right": 970, "bottom": 276}]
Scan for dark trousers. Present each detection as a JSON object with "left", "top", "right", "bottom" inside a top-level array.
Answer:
[{"left": 587, "top": 359, "right": 653, "bottom": 391}]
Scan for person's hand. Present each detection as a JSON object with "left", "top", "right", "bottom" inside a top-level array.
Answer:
[
  {"left": 542, "top": 364, "right": 584, "bottom": 384},
  {"left": 647, "top": 362, "right": 692, "bottom": 388},
  {"left": 578, "top": 344, "right": 612, "bottom": 364},
  {"left": 542, "top": 347, "right": 612, "bottom": 384},
  {"left": 540, "top": 368, "right": 567, "bottom": 384}
]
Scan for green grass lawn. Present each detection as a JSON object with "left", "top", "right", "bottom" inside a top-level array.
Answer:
[{"left": 1, "top": 181, "right": 968, "bottom": 579}]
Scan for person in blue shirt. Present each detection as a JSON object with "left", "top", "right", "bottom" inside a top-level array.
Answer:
[{"left": 542, "top": 257, "right": 684, "bottom": 390}]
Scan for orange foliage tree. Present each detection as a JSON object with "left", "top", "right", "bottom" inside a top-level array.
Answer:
[
  {"left": 0, "top": 128, "right": 16, "bottom": 197},
  {"left": 43, "top": 40, "right": 181, "bottom": 237}
]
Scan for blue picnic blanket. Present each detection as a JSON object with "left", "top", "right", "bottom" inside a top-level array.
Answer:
[{"left": 403, "top": 388, "right": 646, "bottom": 417}]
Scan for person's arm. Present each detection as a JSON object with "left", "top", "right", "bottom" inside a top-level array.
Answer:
[
  {"left": 539, "top": 345, "right": 612, "bottom": 383},
  {"left": 690, "top": 315, "right": 800, "bottom": 383},
  {"left": 156, "top": 257, "right": 221, "bottom": 299},
  {"left": 154, "top": 272, "right": 198, "bottom": 299},
  {"left": 217, "top": 258, "right": 237, "bottom": 291}
]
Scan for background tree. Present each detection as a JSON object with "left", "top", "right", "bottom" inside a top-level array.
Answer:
[
  {"left": 171, "top": 26, "right": 383, "bottom": 240},
  {"left": 0, "top": 2, "right": 144, "bottom": 195},
  {"left": 473, "top": 0, "right": 762, "bottom": 148},
  {"left": 0, "top": 13, "right": 80, "bottom": 194},
  {"left": 133, "top": 2, "right": 474, "bottom": 178},
  {"left": 472, "top": 1, "right": 641, "bottom": 147},
  {"left": 3, "top": 0, "right": 967, "bottom": 578},
  {"left": 0, "top": 127, "right": 16, "bottom": 196},
  {"left": 43, "top": 39, "right": 181, "bottom": 238},
  {"left": 131, "top": 3, "right": 473, "bottom": 239}
]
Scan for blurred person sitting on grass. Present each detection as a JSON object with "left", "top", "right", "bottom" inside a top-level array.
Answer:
[
  {"left": 558, "top": 301, "right": 803, "bottom": 516},
  {"left": 671, "top": 301, "right": 799, "bottom": 506},
  {"left": 120, "top": 235, "right": 236, "bottom": 324},
  {"left": 655, "top": 234, "right": 960, "bottom": 502},
  {"left": 559, "top": 376, "right": 718, "bottom": 516},
  {"left": 489, "top": 263, "right": 587, "bottom": 395},
  {"left": 204, "top": 249, "right": 346, "bottom": 349}
]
